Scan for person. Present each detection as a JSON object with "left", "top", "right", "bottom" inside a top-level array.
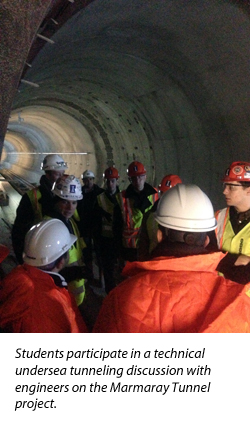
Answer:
[
  {"left": 93, "top": 184, "right": 250, "bottom": 333},
  {"left": 93, "top": 167, "right": 120, "bottom": 293},
  {"left": 211, "top": 161, "right": 250, "bottom": 283},
  {"left": 77, "top": 169, "right": 104, "bottom": 275},
  {"left": 0, "top": 219, "right": 87, "bottom": 333},
  {"left": 137, "top": 174, "right": 182, "bottom": 261},
  {"left": 215, "top": 161, "right": 250, "bottom": 255},
  {"left": 11, "top": 154, "right": 68, "bottom": 264},
  {"left": 115, "top": 161, "right": 158, "bottom": 262},
  {"left": 48, "top": 174, "right": 89, "bottom": 306}
]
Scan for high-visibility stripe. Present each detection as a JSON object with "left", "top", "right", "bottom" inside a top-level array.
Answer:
[
  {"left": 215, "top": 208, "right": 228, "bottom": 250},
  {"left": 117, "top": 191, "right": 158, "bottom": 249},
  {"left": 27, "top": 188, "right": 43, "bottom": 221}
]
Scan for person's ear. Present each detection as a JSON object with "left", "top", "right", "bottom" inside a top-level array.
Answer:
[
  {"left": 56, "top": 252, "right": 69, "bottom": 272},
  {"left": 53, "top": 256, "right": 65, "bottom": 273},
  {"left": 156, "top": 229, "right": 163, "bottom": 243},
  {"left": 204, "top": 235, "right": 210, "bottom": 248}
]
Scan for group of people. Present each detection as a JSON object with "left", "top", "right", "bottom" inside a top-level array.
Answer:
[{"left": 0, "top": 156, "right": 250, "bottom": 332}]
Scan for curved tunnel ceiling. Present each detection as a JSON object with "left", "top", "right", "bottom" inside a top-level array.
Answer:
[{"left": 4, "top": 0, "right": 250, "bottom": 208}]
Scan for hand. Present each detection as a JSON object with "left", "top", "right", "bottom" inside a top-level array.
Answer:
[{"left": 234, "top": 254, "right": 250, "bottom": 266}]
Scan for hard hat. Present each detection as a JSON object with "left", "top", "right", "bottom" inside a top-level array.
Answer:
[
  {"left": 41, "top": 154, "right": 68, "bottom": 171},
  {"left": 154, "top": 184, "right": 217, "bottom": 232},
  {"left": 158, "top": 174, "right": 182, "bottom": 192},
  {"left": 103, "top": 167, "right": 119, "bottom": 179},
  {"left": 82, "top": 170, "right": 95, "bottom": 179},
  {"left": 52, "top": 175, "right": 83, "bottom": 200},
  {"left": 222, "top": 161, "right": 250, "bottom": 182},
  {"left": 0, "top": 244, "right": 9, "bottom": 263},
  {"left": 127, "top": 161, "right": 146, "bottom": 177},
  {"left": 23, "top": 219, "right": 77, "bottom": 266}
]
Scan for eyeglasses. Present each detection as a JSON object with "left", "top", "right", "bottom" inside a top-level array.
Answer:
[
  {"left": 56, "top": 162, "right": 67, "bottom": 168},
  {"left": 223, "top": 182, "right": 243, "bottom": 191}
]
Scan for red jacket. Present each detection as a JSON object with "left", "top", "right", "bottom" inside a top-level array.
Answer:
[
  {"left": 0, "top": 264, "right": 87, "bottom": 333},
  {"left": 93, "top": 252, "right": 250, "bottom": 333}
]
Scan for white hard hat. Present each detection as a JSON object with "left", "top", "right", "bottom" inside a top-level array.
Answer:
[
  {"left": 52, "top": 175, "right": 83, "bottom": 200},
  {"left": 41, "top": 154, "right": 68, "bottom": 171},
  {"left": 81, "top": 169, "right": 95, "bottom": 179},
  {"left": 154, "top": 184, "right": 217, "bottom": 232},
  {"left": 23, "top": 219, "right": 77, "bottom": 266}
]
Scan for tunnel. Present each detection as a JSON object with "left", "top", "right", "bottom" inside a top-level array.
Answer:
[{"left": 1, "top": 0, "right": 250, "bottom": 210}]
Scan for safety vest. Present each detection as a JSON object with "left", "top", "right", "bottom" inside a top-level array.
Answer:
[
  {"left": 0, "top": 264, "right": 87, "bottom": 333},
  {"left": 117, "top": 190, "right": 158, "bottom": 249},
  {"left": 27, "top": 187, "right": 80, "bottom": 223},
  {"left": 144, "top": 211, "right": 159, "bottom": 254},
  {"left": 44, "top": 216, "right": 86, "bottom": 306},
  {"left": 215, "top": 207, "right": 250, "bottom": 255},
  {"left": 97, "top": 193, "right": 115, "bottom": 238},
  {"left": 67, "top": 218, "right": 86, "bottom": 306},
  {"left": 93, "top": 252, "right": 250, "bottom": 333},
  {"left": 27, "top": 188, "right": 43, "bottom": 222}
]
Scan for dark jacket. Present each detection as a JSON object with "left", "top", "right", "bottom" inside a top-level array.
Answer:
[
  {"left": 11, "top": 175, "right": 54, "bottom": 264},
  {"left": 77, "top": 184, "right": 104, "bottom": 238}
]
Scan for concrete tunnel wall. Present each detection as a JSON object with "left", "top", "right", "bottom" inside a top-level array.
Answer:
[{"left": 2, "top": 0, "right": 250, "bottom": 209}]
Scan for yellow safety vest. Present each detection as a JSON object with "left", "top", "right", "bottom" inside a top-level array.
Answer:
[
  {"left": 27, "top": 188, "right": 80, "bottom": 223},
  {"left": 146, "top": 211, "right": 159, "bottom": 254},
  {"left": 27, "top": 188, "right": 43, "bottom": 222},
  {"left": 44, "top": 216, "right": 86, "bottom": 306},
  {"left": 97, "top": 193, "right": 115, "bottom": 238},
  {"left": 215, "top": 207, "right": 250, "bottom": 255},
  {"left": 117, "top": 191, "right": 158, "bottom": 249}
]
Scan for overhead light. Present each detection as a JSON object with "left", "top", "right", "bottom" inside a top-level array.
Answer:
[
  {"left": 20, "top": 79, "right": 39, "bottom": 88},
  {"left": 37, "top": 33, "right": 55, "bottom": 44},
  {"left": 7, "top": 152, "right": 91, "bottom": 155}
]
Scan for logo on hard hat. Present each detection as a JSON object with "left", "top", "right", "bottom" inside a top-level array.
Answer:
[
  {"left": 165, "top": 180, "right": 171, "bottom": 187},
  {"left": 57, "top": 183, "right": 63, "bottom": 190},
  {"left": 70, "top": 185, "right": 76, "bottom": 193},
  {"left": 134, "top": 166, "right": 138, "bottom": 172},
  {"left": 232, "top": 166, "right": 243, "bottom": 175},
  {"left": 245, "top": 166, "right": 250, "bottom": 172}
]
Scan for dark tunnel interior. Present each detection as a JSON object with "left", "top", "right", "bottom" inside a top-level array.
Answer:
[{"left": 1, "top": 0, "right": 250, "bottom": 209}]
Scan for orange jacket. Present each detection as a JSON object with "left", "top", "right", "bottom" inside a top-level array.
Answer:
[
  {"left": 93, "top": 252, "right": 250, "bottom": 333},
  {"left": 0, "top": 264, "right": 87, "bottom": 333}
]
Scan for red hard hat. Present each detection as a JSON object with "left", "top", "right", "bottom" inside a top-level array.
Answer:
[
  {"left": 158, "top": 174, "right": 182, "bottom": 192},
  {"left": 0, "top": 244, "right": 9, "bottom": 263},
  {"left": 127, "top": 161, "right": 146, "bottom": 177},
  {"left": 104, "top": 167, "right": 119, "bottom": 179},
  {"left": 222, "top": 161, "right": 250, "bottom": 182}
]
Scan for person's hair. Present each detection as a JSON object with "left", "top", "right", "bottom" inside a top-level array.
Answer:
[
  {"left": 37, "top": 252, "right": 68, "bottom": 271},
  {"left": 239, "top": 181, "right": 250, "bottom": 188},
  {"left": 53, "top": 195, "right": 64, "bottom": 206},
  {"left": 183, "top": 232, "right": 207, "bottom": 247},
  {"left": 160, "top": 225, "right": 207, "bottom": 247}
]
